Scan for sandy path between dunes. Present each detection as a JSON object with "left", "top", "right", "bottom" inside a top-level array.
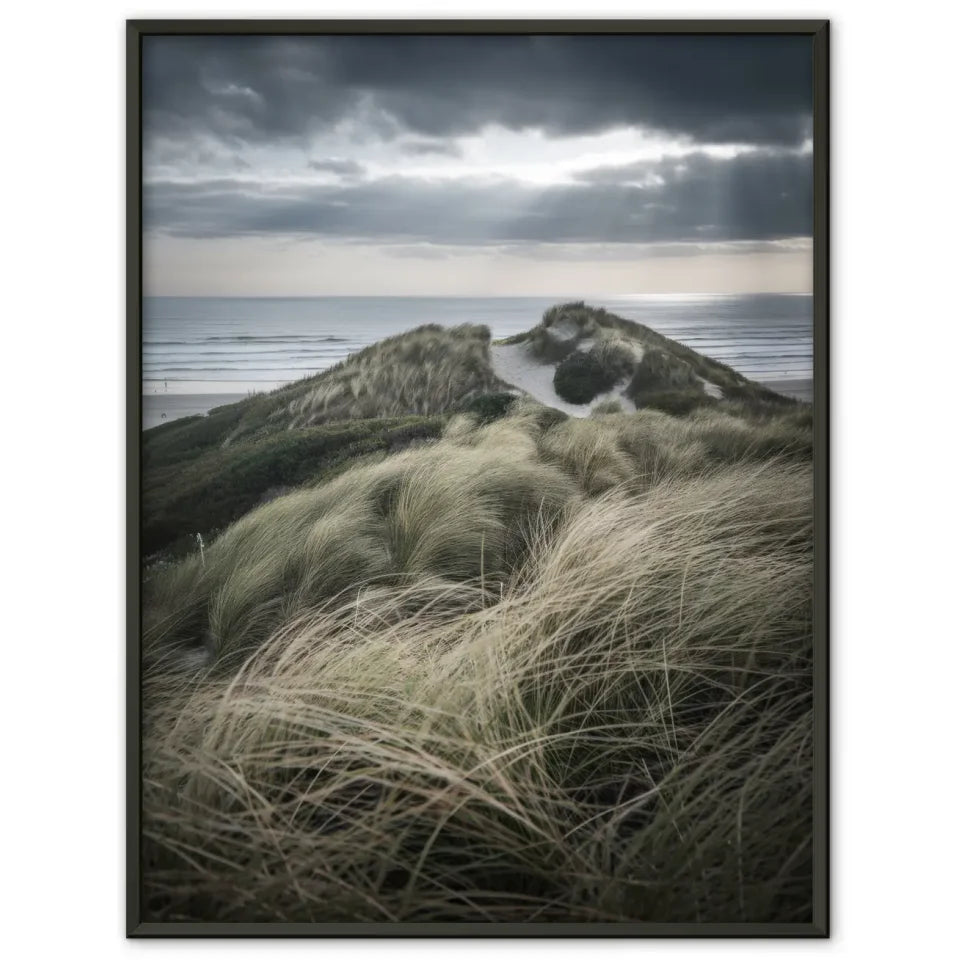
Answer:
[{"left": 490, "top": 343, "right": 630, "bottom": 418}]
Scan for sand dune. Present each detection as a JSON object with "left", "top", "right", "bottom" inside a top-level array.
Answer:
[{"left": 491, "top": 342, "right": 631, "bottom": 416}]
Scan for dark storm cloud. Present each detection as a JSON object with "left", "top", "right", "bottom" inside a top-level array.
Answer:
[
  {"left": 307, "top": 157, "right": 366, "bottom": 175},
  {"left": 143, "top": 34, "right": 812, "bottom": 148},
  {"left": 144, "top": 149, "right": 811, "bottom": 245}
]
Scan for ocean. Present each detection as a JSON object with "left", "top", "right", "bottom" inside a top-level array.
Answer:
[{"left": 142, "top": 294, "right": 813, "bottom": 428}]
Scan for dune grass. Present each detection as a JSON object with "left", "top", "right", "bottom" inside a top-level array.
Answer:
[
  {"left": 287, "top": 324, "right": 504, "bottom": 426},
  {"left": 144, "top": 406, "right": 811, "bottom": 662},
  {"left": 628, "top": 388, "right": 717, "bottom": 417},
  {"left": 144, "top": 323, "right": 504, "bottom": 462},
  {"left": 143, "top": 458, "right": 812, "bottom": 923},
  {"left": 141, "top": 309, "right": 814, "bottom": 924},
  {"left": 145, "top": 302, "right": 799, "bottom": 468},
  {"left": 144, "top": 413, "right": 579, "bottom": 668},
  {"left": 626, "top": 348, "right": 702, "bottom": 399},
  {"left": 144, "top": 307, "right": 806, "bottom": 559},
  {"left": 502, "top": 302, "right": 800, "bottom": 416}
]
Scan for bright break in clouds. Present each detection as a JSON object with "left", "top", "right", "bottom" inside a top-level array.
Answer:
[{"left": 142, "top": 34, "right": 813, "bottom": 295}]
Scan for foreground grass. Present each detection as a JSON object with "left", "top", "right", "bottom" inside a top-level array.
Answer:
[{"left": 143, "top": 405, "right": 813, "bottom": 923}]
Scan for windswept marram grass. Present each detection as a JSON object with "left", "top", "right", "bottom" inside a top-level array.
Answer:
[
  {"left": 144, "top": 407, "right": 811, "bottom": 665},
  {"left": 287, "top": 324, "right": 504, "bottom": 426},
  {"left": 144, "top": 413, "right": 579, "bottom": 668},
  {"left": 143, "top": 461, "right": 813, "bottom": 923}
]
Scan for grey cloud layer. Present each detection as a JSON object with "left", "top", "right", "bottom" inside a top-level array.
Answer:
[
  {"left": 307, "top": 157, "right": 365, "bottom": 175},
  {"left": 145, "top": 150, "right": 811, "bottom": 245},
  {"left": 143, "top": 35, "right": 812, "bottom": 148},
  {"left": 400, "top": 139, "right": 464, "bottom": 158}
]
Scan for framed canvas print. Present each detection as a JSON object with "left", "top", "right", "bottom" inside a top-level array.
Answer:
[{"left": 128, "top": 19, "right": 829, "bottom": 936}]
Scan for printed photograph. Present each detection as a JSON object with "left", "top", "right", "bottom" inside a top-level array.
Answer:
[{"left": 138, "top": 28, "right": 821, "bottom": 927}]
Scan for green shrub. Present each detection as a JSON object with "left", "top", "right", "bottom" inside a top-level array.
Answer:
[{"left": 553, "top": 351, "right": 617, "bottom": 404}]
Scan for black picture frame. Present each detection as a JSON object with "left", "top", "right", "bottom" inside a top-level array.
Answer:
[{"left": 127, "top": 18, "right": 829, "bottom": 938}]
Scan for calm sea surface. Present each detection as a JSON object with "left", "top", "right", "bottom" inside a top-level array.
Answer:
[{"left": 143, "top": 295, "right": 812, "bottom": 425}]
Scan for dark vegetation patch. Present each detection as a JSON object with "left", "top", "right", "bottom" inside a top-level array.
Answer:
[
  {"left": 541, "top": 301, "right": 602, "bottom": 331},
  {"left": 632, "top": 389, "right": 720, "bottom": 417},
  {"left": 781, "top": 405, "right": 814, "bottom": 431},
  {"left": 143, "top": 401, "right": 249, "bottom": 469},
  {"left": 553, "top": 351, "right": 618, "bottom": 404},
  {"left": 143, "top": 416, "right": 443, "bottom": 558}
]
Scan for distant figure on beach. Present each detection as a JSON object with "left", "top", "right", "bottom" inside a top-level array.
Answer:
[
  {"left": 161, "top": 413, "right": 166, "bottom": 421},
  {"left": 164, "top": 380, "right": 168, "bottom": 392}
]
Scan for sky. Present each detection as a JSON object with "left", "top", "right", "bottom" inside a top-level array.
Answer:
[{"left": 142, "top": 34, "right": 814, "bottom": 296}]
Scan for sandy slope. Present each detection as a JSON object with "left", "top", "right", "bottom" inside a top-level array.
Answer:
[
  {"left": 698, "top": 377, "right": 724, "bottom": 399},
  {"left": 490, "top": 343, "right": 630, "bottom": 417}
]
